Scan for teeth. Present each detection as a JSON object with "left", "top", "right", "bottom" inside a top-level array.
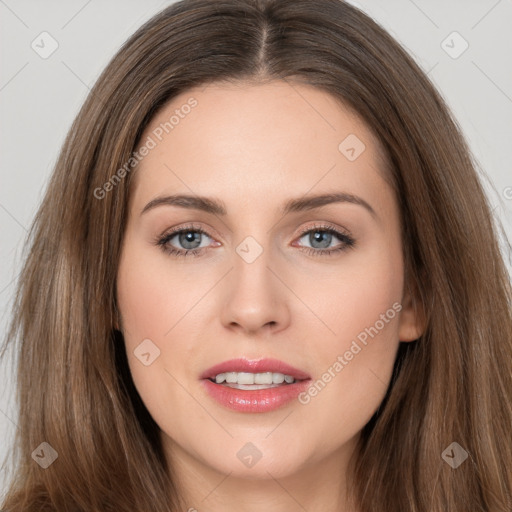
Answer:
[
  {"left": 254, "top": 372, "right": 273, "bottom": 384},
  {"left": 272, "top": 372, "right": 285, "bottom": 384},
  {"left": 238, "top": 372, "right": 255, "bottom": 385},
  {"left": 214, "top": 371, "right": 296, "bottom": 385}
]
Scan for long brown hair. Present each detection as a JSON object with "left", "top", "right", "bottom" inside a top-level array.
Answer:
[{"left": 2, "top": 0, "right": 511, "bottom": 510}]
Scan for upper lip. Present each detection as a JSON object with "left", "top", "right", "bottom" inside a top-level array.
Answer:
[{"left": 200, "top": 358, "right": 311, "bottom": 381}]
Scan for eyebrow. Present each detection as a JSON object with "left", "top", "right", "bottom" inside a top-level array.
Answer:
[{"left": 140, "top": 192, "right": 377, "bottom": 220}]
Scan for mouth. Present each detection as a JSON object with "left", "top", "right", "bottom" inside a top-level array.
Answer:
[
  {"left": 200, "top": 358, "right": 311, "bottom": 413},
  {"left": 209, "top": 371, "right": 300, "bottom": 389}
]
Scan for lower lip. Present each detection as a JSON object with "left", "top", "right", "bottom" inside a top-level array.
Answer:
[{"left": 201, "top": 378, "right": 311, "bottom": 413}]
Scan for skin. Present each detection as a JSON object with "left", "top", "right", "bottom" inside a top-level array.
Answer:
[{"left": 116, "top": 80, "right": 424, "bottom": 512}]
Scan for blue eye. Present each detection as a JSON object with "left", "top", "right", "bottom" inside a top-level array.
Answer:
[
  {"left": 156, "top": 224, "right": 212, "bottom": 257},
  {"left": 155, "top": 223, "right": 355, "bottom": 258},
  {"left": 295, "top": 225, "right": 356, "bottom": 256}
]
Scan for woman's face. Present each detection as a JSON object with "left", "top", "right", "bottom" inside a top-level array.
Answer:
[{"left": 116, "top": 80, "right": 422, "bottom": 485}]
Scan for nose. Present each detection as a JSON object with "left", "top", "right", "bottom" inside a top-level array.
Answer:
[{"left": 219, "top": 244, "right": 291, "bottom": 336}]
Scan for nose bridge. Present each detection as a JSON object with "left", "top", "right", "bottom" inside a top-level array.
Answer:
[
  {"left": 219, "top": 232, "right": 290, "bottom": 333},
  {"left": 232, "top": 233, "right": 276, "bottom": 302}
]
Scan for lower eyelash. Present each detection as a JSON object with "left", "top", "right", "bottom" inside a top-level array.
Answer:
[
  {"left": 155, "top": 225, "right": 355, "bottom": 258},
  {"left": 162, "top": 246, "right": 205, "bottom": 258}
]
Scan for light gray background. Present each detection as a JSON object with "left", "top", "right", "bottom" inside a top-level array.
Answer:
[{"left": 1, "top": 0, "right": 511, "bottom": 497}]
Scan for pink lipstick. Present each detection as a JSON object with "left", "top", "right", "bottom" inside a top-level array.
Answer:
[{"left": 200, "top": 358, "right": 311, "bottom": 413}]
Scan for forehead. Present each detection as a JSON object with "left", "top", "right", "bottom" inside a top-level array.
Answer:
[{"left": 130, "top": 80, "right": 390, "bottom": 211}]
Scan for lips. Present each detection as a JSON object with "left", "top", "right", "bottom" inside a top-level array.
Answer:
[
  {"left": 200, "top": 358, "right": 311, "bottom": 381},
  {"left": 199, "top": 357, "right": 312, "bottom": 413}
]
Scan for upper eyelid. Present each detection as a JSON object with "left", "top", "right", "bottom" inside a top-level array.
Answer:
[{"left": 297, "top": 223, "right": 348, "bottom": 236}]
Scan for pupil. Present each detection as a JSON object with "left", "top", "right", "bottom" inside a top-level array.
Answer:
[
  {"left": 180, "top": 231, "right": 201, "bottom": 249},
  {"left": 311, "top": 231, "right": 331, "bottom": 249}
]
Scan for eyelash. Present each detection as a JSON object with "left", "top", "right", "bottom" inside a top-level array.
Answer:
[{"left": 154, "top": 223, "right": 356, "bottom": 258}]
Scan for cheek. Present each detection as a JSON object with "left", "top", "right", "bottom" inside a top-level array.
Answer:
[
  {"left": 116, "top": 240, "right": 205, "bottom": 427},
  {"left": 116, "top": 240, "right": 195, "bottom": 343},
  {"left": 291, "top": 236, "right": 403, "bottom": 425},
  {"left": 291, "top": 312, "right": 401, "bottom": 467},
  {"left": 302, "top": 231, "right": 403, "bottom": 353}
]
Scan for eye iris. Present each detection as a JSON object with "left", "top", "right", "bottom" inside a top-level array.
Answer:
[
  {"left": 310, "top": 230, "right": 332, "bottom": 249},
  {"left": 179, "top": 231, "right": 202, "bottom": 249}
]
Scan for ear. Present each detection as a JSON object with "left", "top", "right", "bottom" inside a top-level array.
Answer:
[{"left": 398, "top": 284, "right": 426, "bottom": 342}]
